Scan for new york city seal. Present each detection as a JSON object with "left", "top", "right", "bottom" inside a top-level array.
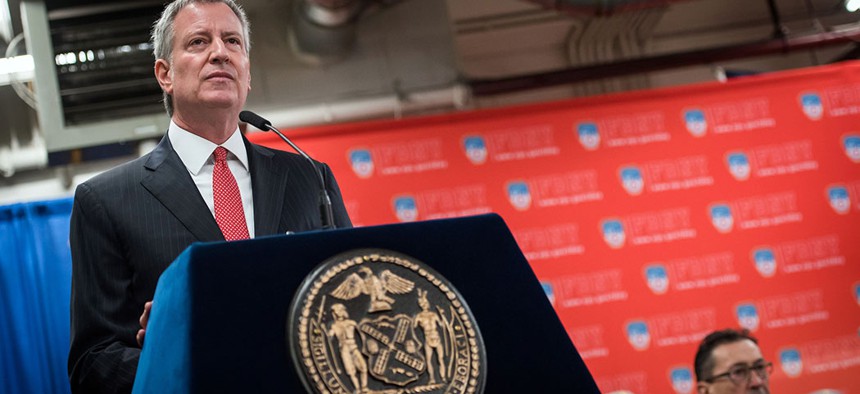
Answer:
[{"left": 288, "top": 249, "right": 486, "bottom": 394}]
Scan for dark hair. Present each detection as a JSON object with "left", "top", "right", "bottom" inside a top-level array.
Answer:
[{"left": 694, "top": 328, "right": 759, "bottom": 382}]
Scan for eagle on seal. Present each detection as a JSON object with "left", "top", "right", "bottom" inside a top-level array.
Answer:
[{"left": 330, "top": 267, "right": 415, "bottom": 312}]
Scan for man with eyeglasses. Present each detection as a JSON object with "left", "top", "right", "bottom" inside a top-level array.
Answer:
[{"left": 694, "top": 328, "right": 773, "bottom": 394}]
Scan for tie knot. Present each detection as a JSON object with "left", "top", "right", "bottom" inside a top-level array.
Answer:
[{"left": 214, "top": 146, "right": 228, "bottom": 163}]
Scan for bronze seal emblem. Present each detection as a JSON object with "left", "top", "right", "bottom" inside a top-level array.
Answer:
[{"left": 288, "top": 249, "right": 486, "bottom": 394}]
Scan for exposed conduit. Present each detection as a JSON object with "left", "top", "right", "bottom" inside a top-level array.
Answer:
[{"left": 469, "top": 23, "right": 860, "bottom": 96}]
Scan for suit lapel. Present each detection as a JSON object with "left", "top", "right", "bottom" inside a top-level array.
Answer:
[
  {"left": 247, "top": 139, "right": 288, "bottom": 236},
  {"left": 140, "top": 135, "right": 225, "bottom": 242}
]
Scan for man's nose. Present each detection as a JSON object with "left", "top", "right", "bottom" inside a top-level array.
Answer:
[
  {"left": 747, "top": 370, "right": 766, "bottom": 388},
  {"left": 209, "top": 39, "right": 230, "bottom": 63}
]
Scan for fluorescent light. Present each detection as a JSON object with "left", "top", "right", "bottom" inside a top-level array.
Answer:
[{"left": 847, "top": 0, "right": 860, "bottom": 12}]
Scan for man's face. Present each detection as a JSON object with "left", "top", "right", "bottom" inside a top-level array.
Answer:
[
  {"left": 155, "top": 2, "right": 250, "bottom": 118},
  {"left": 698, "top": 339, "right": 770, "bottom": 394}
]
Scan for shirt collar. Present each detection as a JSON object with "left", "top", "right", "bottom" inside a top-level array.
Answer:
[{"left": 168, "top": 120, "right": 249, "bottom": 175}]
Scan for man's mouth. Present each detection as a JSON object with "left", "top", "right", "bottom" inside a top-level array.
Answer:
[{"left": 206, "top": 71, "right": 234, "bottom": 81}]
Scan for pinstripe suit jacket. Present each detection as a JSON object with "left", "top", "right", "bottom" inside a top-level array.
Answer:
[{"left": 67, "top": 134, "right": 351, "bottom": 393}]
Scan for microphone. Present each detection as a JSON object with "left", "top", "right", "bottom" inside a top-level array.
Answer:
[{"left": 239, "top": 110, "right": 336, "bottom": 230}]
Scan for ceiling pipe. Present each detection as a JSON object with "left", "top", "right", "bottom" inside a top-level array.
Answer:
[
  {"left": 766, "top": 0, "right": 790, "bottom": 39},
  {"left": 469, "top": 24, "right": 860, "bottom": 96},
  {"left": 525, "top": 0, "right": 690, "bottom": 16}
]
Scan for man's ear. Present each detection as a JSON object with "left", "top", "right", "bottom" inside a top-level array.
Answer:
[
  {"left": 154, "top": 59, "right": 173, "bottom": 95},
  {"left": 696, "top": 382, "right": 709, "bottom": 394}
]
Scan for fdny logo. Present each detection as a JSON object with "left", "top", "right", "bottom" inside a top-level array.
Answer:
[
  {"left": 752, "top": 247, "right": 777, "bottom": 278},
  {"left": 735, "top": 303, "right": 760, "bottom": 331},
  {"left": 462, "top": 135, "right": 488, "bottom": 165},
  {"left": 348, "top": 149, "right": 374, "bottom": 178},
  {"left": 541, "top": 281, "right": 555, "bottom": 306},
  {"left": 644, "top": 264, "right": 669, "bottom": 295},
  {"left": 576, "top": 122, "right": 601, "bottom": 150},
  {"left": 669, "top": 366, "right": 694, "bottom": 394},
  {"left": 619, "top": 166, "right": 645, "bottom": 195},
  {"left": 827, "top": 185, "right": 851, "bottom": 215},
  {"left": 709, "top": 204, "right": 734, "bottom": 233},
  {"left": 780, "top": 348, "right": 803, "bottom": 377},
  {"left": 625, "top": 321, "right": 650, "bottom": 351},
  {"left": 854, "top": 283, "right": 859, "bottom": 306},
  {"left": 683, "top": 109, "right": 708, "bottom": 137},
  {"left": 601, "top": 219, "right": 626, "bottom": 249},
  {"left": 800, "top": 92, "right": 824, "bottom": 121},
  {"left": 726, "top": 152, "right": 751, "bottom": 181},
  {"left": 843, "top": 134, "right": 860, "bottom": 163},
  {"left": 506, "top": 181, "right": 532, "bottom": 211},
  {"left": 392, "top": 195, "right": 418, "bottom": 222}
]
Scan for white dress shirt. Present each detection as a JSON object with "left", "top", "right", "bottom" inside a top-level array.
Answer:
[{"left": 168, "top": 121, "right": 255, "bottom": 238}]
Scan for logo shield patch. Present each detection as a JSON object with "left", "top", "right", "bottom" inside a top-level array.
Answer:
[
  {"left": 726, "top": 152, "right": 751, "bottom": 181},
  {"left": 827, "top": 185, "right": 851, "bottom": 215},
  {"left": 800, "top": 92, "right": 823, "bottom": 120},
  {"left": 683, "top": 109, "right": 707, "bottom": 137},
  {"left": 843, "top": 134, "right": 860, "bottom": 163},
  {"left": 752, "top": 247, "right": 777, "bottom": 278},
  {"left": 463, "top": 135, "right": 488, "bottom": 165},
  {"left": 709, "top": 204, "right": 734, "bottom": 233},
  {"left": 576, "top": 122, "right": 601, "bottom": 150},
  {"left": 393, "top": 196, "right": 419, "bottom": 222},
  {"left": 619, "top": 166, "right": 644, "bottom": 195},
  {"left": 349, "top": 149, "right": 375, "bottom": 178}
]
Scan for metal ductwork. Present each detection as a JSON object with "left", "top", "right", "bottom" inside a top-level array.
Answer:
[{"left": 289, "top": 0, "right": 364, "bottom": 64}]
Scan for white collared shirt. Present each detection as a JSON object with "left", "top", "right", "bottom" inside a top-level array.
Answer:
[{"left": 168, "top": 121, "right": 255, "bottom": 238}]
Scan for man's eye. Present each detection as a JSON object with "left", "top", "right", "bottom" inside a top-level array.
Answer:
[
  {"left": 190, "top": 38, "right": 205, "bottom": 46},
  {"left": 730, "top": 367, "right": 749, "bottom": 376}
]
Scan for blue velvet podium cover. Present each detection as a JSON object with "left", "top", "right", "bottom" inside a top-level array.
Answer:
[{"left": 133, "top": 214, "right": 599, "bottom": 393}]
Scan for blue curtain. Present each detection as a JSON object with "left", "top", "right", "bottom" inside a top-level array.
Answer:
[{"left": 0, "top": 198, "right": 73, "bottom": 394}]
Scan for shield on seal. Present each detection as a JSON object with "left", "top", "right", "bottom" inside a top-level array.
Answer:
[{"left": 357, "top": 315, "right": 425, "bottom": 385}]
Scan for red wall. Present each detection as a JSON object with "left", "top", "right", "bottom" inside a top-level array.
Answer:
[{"left": 250, "top": 61, "right": 860, "bottom": 394}]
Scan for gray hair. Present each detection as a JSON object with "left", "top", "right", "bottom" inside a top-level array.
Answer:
[{"left": 150, "top": 0, "right": 252, "bottom": 116}]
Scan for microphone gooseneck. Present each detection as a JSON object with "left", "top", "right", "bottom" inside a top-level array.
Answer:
[{"left": 240, "top": 110, "right": 336, "bottom": 230}]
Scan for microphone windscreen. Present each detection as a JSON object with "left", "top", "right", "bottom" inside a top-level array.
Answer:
[{"left": 239, "top": 110, "right": 271, "bottom": 131}]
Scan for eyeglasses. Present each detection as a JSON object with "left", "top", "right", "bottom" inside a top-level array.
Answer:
[{"left": 705, "top": 362, "right": 773, "bottom": 385}]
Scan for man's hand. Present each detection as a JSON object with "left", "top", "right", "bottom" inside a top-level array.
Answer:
[{"left": 136, "top": 301, "right": 153, "bottom": 347}]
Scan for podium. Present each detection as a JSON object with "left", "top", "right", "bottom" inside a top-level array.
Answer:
[{"left": 133, "top": 214, "right": 599, "bottom": 393}]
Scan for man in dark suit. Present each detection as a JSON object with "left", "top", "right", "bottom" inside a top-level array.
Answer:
[{"left": 67, "top": 1, "right": 351, "bottom": 392}]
